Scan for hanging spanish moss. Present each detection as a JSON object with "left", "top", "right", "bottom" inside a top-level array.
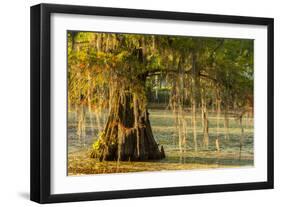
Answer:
[{"left": 67, "top": 31, "right": 254, "bottom": 175}]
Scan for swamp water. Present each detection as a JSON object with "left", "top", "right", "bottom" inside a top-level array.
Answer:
[{"left": 67, "top": 109, "right": 254, "bottom": 175}]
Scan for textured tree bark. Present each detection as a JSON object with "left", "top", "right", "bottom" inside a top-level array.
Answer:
[{"left": 91, "top": 91, "right": 164, "bottom": 161}]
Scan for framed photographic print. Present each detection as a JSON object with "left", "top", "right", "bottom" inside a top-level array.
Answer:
[{"left": 30, "top": 3, "right": 274, "bottom": 203}]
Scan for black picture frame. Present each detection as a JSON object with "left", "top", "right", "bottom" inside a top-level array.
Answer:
[{"left": 30, "top": 3, "right": 274, "bottom": 204}]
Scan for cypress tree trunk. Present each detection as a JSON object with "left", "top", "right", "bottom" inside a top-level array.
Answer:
[{"left": 91, "top": 90, "right": 164, "bottom": 161}]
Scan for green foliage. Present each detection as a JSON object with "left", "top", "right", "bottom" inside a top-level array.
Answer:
[
  {"left": 67, "top": 31, "right": 253, "bottom": 112},
  {"left": 92, "top": 131, "right": 105, "bottom": 151}
]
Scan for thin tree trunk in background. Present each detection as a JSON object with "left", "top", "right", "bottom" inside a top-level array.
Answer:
[
  {"left": 181, "top": 114, "right": 187, "bottom": 153},
  {"left": 178, "top": 111, "right": 183, "bottom": 157},
  {"left": 239, "top": 115, "right": 244, "bottom": 161},
  {"left": 178, "top": 104, "right": 187, "bottom": 161},
  {"left": 95, "top": 110, "right": 102, "bottom": 132},
  {"left": 170, "top": 81, "right": 178, "bottom": 147},
  {"left": 215, "top": 88, "right": 221, "bottom": 152},
  {"left": 155, "top": 76, "right": 159, "bottom": 102},
  {"left": 77, "top": 105, "right": 86, "bottom": 146},
  {"left": 245, "top": 111, "right": 250, "bottom": 129},
  {"left": 201, "top": 87, "right": 209, "bottom": 149},
  {"left": 133, "top": 93, "right": 140, "bottom": 158},
  {"left": 175, "top": 80, "right": 184, "bottom": 157},
  {"left": 178, "top": 69, "right": 187, "bottom": 158},
  {"left": 172, "top": 103, "right": 178, "bottom": 146},
  {"left": 201, "top": 93, "right": 204, "bottom": 129},
  {"left": 87, "top": 74, "right": 94, "bottom": 131},
  {"left": 105, "top": 34, "right": 110, "bottom": 52},
  {"left": 191, "top": 52, "right": 198, "bottom": 152},
  {"left": 224, "top": 104, "right": 230, "bottom": 140},
  {"left": 192, "top": 98, "right": 198, "bottom": 152}
]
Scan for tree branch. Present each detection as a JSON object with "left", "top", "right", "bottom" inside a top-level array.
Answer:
[
  {"left": 141, "top": 67, "right": 192, "bottom": 77},
  {"left": 199, "top": 72, "right": 218, "bottom": 83}
]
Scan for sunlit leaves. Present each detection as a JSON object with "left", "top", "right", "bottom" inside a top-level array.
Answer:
[{"left": 67, "top": 31, "right": 254, "bottom": 113}]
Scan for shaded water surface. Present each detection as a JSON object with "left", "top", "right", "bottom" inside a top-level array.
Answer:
[{"left": 68, "top": 109, "right": 254, "bottom": 175}]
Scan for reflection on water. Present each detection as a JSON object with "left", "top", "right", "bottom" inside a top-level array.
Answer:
[{"left": 67, "top": 109, "right": 254, "bottom": 175}]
